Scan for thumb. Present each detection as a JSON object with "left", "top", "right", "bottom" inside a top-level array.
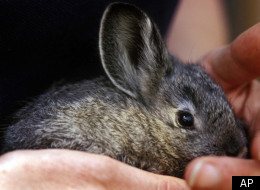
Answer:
[{"left": 184, "top": 156, "right": 260, "bottom": 190}]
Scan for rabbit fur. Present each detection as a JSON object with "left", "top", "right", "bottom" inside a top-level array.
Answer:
[{"left": 2, "top": 3, "right": 247, "bottom": 177}]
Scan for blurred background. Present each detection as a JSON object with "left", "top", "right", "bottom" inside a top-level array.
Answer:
[
  {"left": 167, "top": 0, "right": 260, "bottom": 62},
  {"left": 226, "top": 0, "right": 260, "bottom": 40}
]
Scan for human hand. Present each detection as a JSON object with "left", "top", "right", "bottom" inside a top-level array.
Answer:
[
  {"left": 185, "top": 23, "right": 260, "bottom": 190},
  {"left": 0, "top": 149, "right": 189, "bottom": 190}
]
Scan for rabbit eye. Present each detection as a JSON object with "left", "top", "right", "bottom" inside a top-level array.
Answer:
[{"left": 177, "top": 111, "right": 194, "bottom": 128}]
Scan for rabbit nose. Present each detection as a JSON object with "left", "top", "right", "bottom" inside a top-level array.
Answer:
[{"left": 225, "top": 145, "right": 247, "bottom": 157}]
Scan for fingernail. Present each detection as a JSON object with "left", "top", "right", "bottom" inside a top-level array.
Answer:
[{"left": 188, "top": 161, "right": 221, "bottom": 188}]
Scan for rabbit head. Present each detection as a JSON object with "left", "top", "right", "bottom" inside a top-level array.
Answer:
[{"left": 100, "top": 2, "right": 247, "bottom": 171}]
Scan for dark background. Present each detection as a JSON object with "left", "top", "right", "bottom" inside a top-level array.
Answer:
[{"left": 0, "top": 0, "right": 179, "bottom": 151}]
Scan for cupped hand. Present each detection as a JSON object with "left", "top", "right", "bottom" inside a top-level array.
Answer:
[
  {"left": 185, "top": 23, "right": 260, "bottom": 190},
  {"left": 0, "top": 149, "right": 189, "bottom": 190}
]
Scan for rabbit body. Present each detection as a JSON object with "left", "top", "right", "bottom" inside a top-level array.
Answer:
[{"left": 3, "top": 3, "right": 247, "bottom": 178}]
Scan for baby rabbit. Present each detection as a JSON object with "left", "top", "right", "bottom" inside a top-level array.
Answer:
[{"left": 2, "top": 3, "right": 247, "bottom": 178}]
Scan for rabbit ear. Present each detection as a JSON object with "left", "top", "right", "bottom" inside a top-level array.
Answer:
[{"left": 99, "top": 3, "right": 169, "bottom": 102}]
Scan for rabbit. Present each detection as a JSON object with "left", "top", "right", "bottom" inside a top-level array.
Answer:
[{"left": 2, "top": 3, "right": 247, "bottom": 178}]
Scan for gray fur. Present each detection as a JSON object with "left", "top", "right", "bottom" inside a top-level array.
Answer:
[{"left": 2, "top": 3, "right": 247, "bottom": 178}]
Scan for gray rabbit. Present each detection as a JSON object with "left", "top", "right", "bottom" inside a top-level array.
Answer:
[{"left": 2, "top": 3, "right": 247, "bottom": 178}]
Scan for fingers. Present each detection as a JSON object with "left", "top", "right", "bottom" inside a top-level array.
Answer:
[
  {"left": 185, "top": 156, "right": 260, "bottom": 190},
  {"left": 200, "top": 23, "right": 260, "bottom": 90},
  {"left": 0, "top": 149, "right": 190, "bottom": 190}
]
